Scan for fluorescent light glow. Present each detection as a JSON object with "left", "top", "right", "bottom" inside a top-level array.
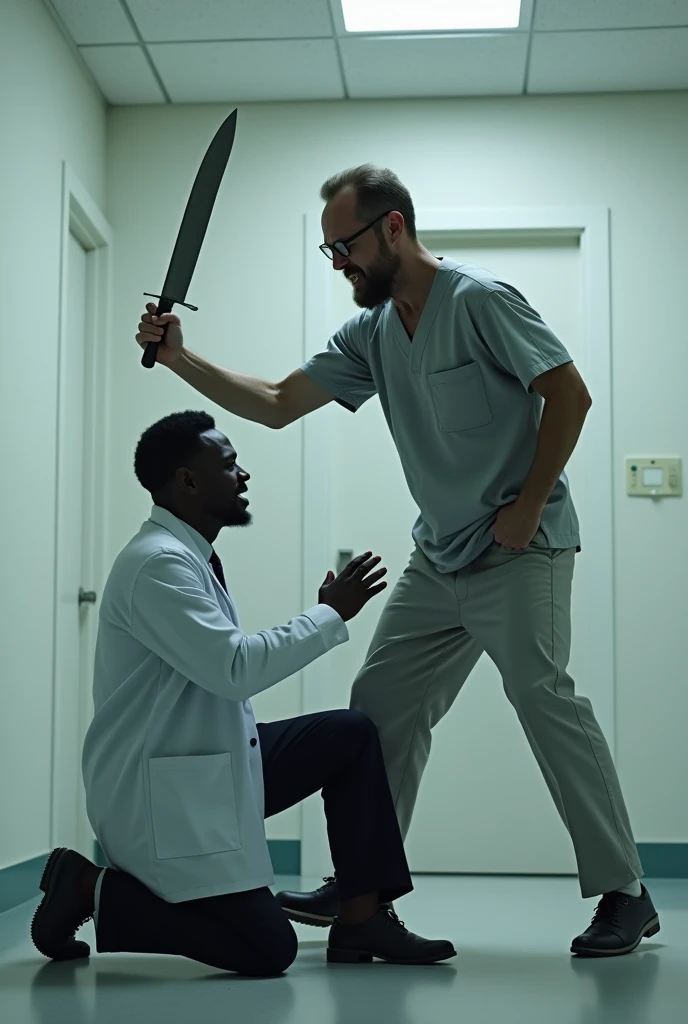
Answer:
[{"left": 342, "top": 0, "right": 522, "bottom": 33}]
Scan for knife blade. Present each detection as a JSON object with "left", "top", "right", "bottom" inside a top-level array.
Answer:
[{"left": 142, "top": 108, "right": 238, "bottom": 368}]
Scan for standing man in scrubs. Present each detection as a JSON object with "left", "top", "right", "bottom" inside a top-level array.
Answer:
[{"left": 134, "top": 166, "right": 659, "bottom": 958}]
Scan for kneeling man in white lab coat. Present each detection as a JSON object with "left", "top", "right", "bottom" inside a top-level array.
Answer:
[{"left": 32, "top": 410, "right": 455, "bottom": 974}]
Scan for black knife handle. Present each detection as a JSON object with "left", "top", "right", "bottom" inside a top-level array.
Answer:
[{"left": 141, "top": 295, "right": 174, "bottom": 369}]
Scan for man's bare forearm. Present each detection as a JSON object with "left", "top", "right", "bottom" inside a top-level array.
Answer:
[
  {"left": 171, "top": 349, "right": 284, "bottom": 428},
  {"left": 519, "top": 391, "right": 591, "bottom": 512}
]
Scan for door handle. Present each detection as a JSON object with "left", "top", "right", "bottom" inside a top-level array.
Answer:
[
  {"left": 78, "top": 588, "right": 97, "bottom": 605},
  {"left": 336, "top": 549, "right": 354, "bottom": 575}
]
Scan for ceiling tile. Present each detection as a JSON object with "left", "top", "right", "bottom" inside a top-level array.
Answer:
[
  {"left": 534, "top": 0, "right": 688, "bottom": 32},
  {"left": 49, "top": 0, "right": 136, "bottom": 44},
  {"left": 529, "top": 28, "right": 688, "bottom": 93},
  {"left": 126, "top": 0, "right": 334, "bottom": 42},
  {"left": 79, "top": 45, "right": 166, "bottom": 104},
  {"left": 149, "top": 40, "right": 345, "bottom": 102},
  {"left": 340, "top": 34, "right": 528, "bottom": 99}
]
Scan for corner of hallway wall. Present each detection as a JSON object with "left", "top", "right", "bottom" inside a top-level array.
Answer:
[{"left": 0, "top": 0, "right": 107, "bottom": 872}]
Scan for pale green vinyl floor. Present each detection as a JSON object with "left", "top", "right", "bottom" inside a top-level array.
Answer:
[{"left": 1, "top": 874, "right": 686, "bottom": 1024}]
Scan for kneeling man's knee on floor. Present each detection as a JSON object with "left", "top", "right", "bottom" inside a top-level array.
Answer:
[{"left": 236, "top": 927, "right": 298, "bottom": 976}]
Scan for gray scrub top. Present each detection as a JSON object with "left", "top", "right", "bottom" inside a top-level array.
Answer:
[{"left": 301, "top": 258, "right": 580, "bottom": 571}]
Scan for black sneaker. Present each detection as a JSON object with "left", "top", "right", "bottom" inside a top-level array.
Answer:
[
  {"left": 328, "top": 907, "right": 456, "bottom": 965},
  {"left": 571, "top": 886, "right": 660, "bottom": 958},
  {"left": 275, "top": 876, "right": 339, "bottom": 927},
  {"left": 31, "top": 848, "right": 98, "bottom": 961}
]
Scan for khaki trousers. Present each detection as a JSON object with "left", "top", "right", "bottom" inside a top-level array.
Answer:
[{"left": 350, "top": 533, "right": 642, "bottom": 898}]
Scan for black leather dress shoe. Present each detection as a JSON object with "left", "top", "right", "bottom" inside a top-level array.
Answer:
[
  {"left": 571, "top": 886, "right": 660, "bottom": 957},
  {"left": 275, "top": 876, "right": 339, "bottom": 927},
  {"left": 31, "top": 848, "right": 97, "bottom": 961},
  {"left": 328, "top": 907, "right": 456, "bottom": 965}
]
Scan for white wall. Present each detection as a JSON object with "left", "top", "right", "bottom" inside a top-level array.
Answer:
[
  {"left": 106, "top": 92, "right": 688, "bottom": 845},
  {"left": 0, "top": 0, "right": 106, "bottom": 869}
]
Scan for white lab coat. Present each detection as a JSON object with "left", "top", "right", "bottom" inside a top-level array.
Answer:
[{"left": 82, "top": 507, "right": 348, "bottom": 903}]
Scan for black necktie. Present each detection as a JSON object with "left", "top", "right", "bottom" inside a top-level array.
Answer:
[{"left": 209, "top": 550, "right": 227, "bottom": 592}]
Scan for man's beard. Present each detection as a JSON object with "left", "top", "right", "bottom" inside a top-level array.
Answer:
[
  {"left": 353, "top": 240, "right": 401, "bottom": 309},
  {"left": 225, "top": 507, "right": 252, "bottom": 528}
]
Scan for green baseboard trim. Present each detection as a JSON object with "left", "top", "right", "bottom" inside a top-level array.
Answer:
[
  {"left": 0, "top": 854, "right": 48, "bottom": 915},
  {"left": 94, "top": 839, "right": 301, "bottom": 875},
  {"left": 637, "top": 843, "right": 688, "bottom": 879},
  {"left": 83, "top": 843, "right": 688, "bottom": 884},
  {"left": 268, "top": 840, "right": 301, "bottom": 875},
  {"left": 262, "top": 841, "right": 688, "bottom": 881},
  {"left": 4, "top": 840, "right": 684, "bottom": 919}
]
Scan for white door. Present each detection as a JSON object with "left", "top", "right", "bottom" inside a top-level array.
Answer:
[
  {"left": 302, "top": 219, "right": 614, "bottom": 876},
  {"left": 51, "top": 231, "right": 93, "bottom": 850}
]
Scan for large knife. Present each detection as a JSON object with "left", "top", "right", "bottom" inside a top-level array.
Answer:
[{"left": 141, "top": 108, "right": 238, "bottom": 368}]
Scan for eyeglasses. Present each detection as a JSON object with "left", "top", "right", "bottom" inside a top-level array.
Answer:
[{"left": 319, "top": 210, "right": 392, "bottom": 260}]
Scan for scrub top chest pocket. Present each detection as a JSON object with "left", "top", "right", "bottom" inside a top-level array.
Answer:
[{"left": 427, "top": 363, "right": 493, "bottom": 433}]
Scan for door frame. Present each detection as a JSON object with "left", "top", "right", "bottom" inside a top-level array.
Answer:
[
  {"left": 50, "top": 164, "right": 113, "bottom": 853},
  {"left": 300, "top": 206, "right": 615, "bottom": 877}
]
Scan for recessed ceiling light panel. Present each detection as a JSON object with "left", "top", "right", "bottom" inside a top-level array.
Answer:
[{"left": 341, "top": 0, "right": 522, "bottom": 34}]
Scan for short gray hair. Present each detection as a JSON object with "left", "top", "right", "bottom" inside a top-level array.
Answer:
[{"left": 320, "top": 164, "right": 417, "bottom": 241}]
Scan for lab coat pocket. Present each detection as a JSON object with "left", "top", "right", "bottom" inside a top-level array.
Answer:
[
  {"left": 148, "top": 752, "right": 241, "bottom": 860},
  {"left": 428, "top": 362, "right": 493, "bottom": 432}
]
